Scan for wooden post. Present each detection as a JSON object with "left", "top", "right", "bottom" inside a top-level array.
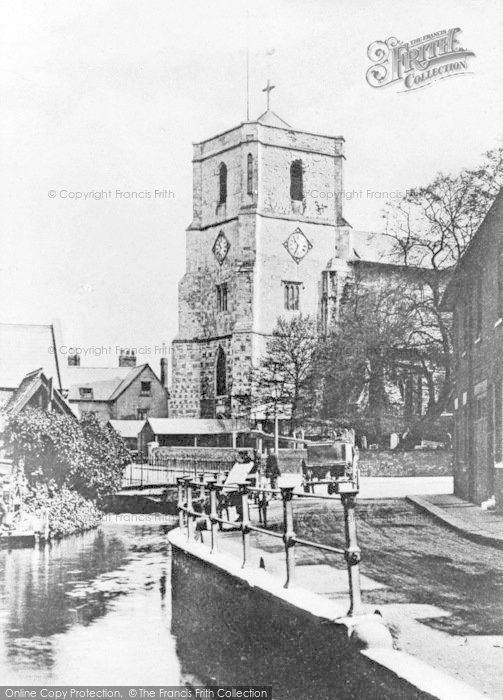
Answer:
[
  {"left": 281, "top": 486, "right": 296, "bottom": 588},
  {"left": 341, "top": 492, "right": 364, "bottom": 616}
]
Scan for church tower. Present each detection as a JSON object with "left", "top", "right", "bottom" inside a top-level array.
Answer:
[{"left": 169, "top": 94, "right": 348, "bottom": 418}]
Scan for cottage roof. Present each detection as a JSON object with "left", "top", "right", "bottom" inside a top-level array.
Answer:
[
  {"left": 67, "top": 364, "right": 156, "bottom": 402},
  {"left": 109, "top": 419, "right": 146, "bottom": 439},
  {"left": 0, "top": 323, "right": 63, "bottom": 390},
  {"left": 4, "top": 369, "right": 75, "bottom": 418}
]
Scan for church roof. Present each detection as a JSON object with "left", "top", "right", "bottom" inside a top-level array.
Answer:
[{"left": 255, "top": 109, "right": 292, "bottom": 129}]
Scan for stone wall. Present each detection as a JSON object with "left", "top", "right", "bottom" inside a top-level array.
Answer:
[
  {"left": 358, "top": 449, "right": 452, "bottom": 478},
  {"left": 170, "top": 533, "right": 476, "bottom": 699}
]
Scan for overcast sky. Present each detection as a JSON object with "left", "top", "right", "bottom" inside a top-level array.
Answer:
[{"left": 1, "top": 0, "right": 501, "bottom": 370}]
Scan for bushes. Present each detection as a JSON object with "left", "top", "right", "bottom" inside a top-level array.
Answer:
[
  {"left": 5, "top": 409, "right": 131, "bottom": 537},
  {"left": 6, "top": 409, "right": 130, "bottom": 507},
  {"left": 24, "top": 484, "right": 102, "bottom": 538}
]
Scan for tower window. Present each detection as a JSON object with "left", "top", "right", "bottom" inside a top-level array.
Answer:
[
  {"left": 290, "top": 160, "right": 303, "bottom": 201},
  {"left": 247, "top": 153, "right": 253, "bottom": 195},
  {"left": 216, "top": 283, "right": 228, "bottom": 312},
  {"left": 216, "top": 347, "right": 227, "bottom": 396},
  {"left": 218, "top": 162, "right": 227, "bottom": 204},
  {"left": 283, "top": 281, "right": 300, "bottom": 311}
]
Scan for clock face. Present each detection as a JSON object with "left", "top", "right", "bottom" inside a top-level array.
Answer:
[
  {"left": 212, "top": 230, "right": 230, "bottom": 265},
  {"left": 283, "top": 228, "right": 312, "bottom": 263}
]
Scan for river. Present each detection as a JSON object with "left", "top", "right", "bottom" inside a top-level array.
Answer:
[{"left": 0, "top": 515, "right": 199, "bottom": 685}]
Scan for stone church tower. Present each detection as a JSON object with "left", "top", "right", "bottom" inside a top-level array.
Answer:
[{"left": 169, "top": 103, "right": 350, "bottom": 418}]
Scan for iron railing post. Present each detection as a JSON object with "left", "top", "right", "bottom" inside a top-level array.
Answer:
[
  {"left": 238, "top": 481, "right": 250, "bottom": 568},
  {"left": 281, "top": 486, "right": 296, "bottom": 588},
  {"left": 176, "top": 477, "right": 186, "bottom": 528},
  {"left": 208, "top": 479, "right": 218, "bottom": 554},
  {"left": 186, "top": 480, "right": 195, "bottom": 541},
  {"left": 341, "top": 492, "right": 364, "bottom": 616}
]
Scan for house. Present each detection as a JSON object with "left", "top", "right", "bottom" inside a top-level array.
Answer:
[
  {"left": 67, "top": 352, "right": 169, "bottom": 423},
  {"left": 442, "top": 189, "right": 503, "bottom": 506},
  {"left": 0, "top": 323, "right": 75, "bottom": 456},
  {"left": 108, "top": 419, "right": 145, "bottom": 452},
  {"left": 0, "top": 369, "right": 75, "bottom": 458},
  {"left": 138, "top": 417, "right": 250, "bottom": 455},
  {"left": 0, "top": 322, "right": 65, "bottom": 411}
]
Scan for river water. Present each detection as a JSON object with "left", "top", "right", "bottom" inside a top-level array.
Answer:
[{"left": 0, "top": 515, "right": 197, "bottom": 685}]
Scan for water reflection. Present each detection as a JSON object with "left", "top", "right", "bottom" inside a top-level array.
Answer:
[{"left": 0, "top": 519, "right": 184, "bottom": 684}]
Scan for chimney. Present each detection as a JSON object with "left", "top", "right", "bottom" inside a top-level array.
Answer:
[
  {"left": 119, "top": 348, "right": 137, "bottom": 367},
  {"left": 160, "top": 357, "right": 169, "bottom": 388},
  {"left": 68, "top": 354, "right": 80, "bottom": 366}
]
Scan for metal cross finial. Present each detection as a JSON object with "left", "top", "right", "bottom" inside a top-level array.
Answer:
[{"left": 262, "top": 79, "right": 275, "bottom": 110}]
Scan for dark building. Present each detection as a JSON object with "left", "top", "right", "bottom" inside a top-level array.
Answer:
[{"left": 442, "top": 189, "right": 503, "bottom": 506}]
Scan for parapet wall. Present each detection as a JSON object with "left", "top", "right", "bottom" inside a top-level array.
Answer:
[
  {"left": 169, "top": 529, "right": 480, "bottom": 700},
  {"left": 151, "top": 446, "right": 452, "bottom": 477}
]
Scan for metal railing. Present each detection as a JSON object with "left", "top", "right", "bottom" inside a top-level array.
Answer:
[
  {"left": 176, "top": 474, "right": 364, "bottom": 617},
  {"left": 122, "top": 459, "right": 231, "bottom": 488}
]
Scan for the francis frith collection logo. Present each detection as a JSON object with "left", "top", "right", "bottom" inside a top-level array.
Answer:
[{"left": 366, "top": 28, "right": 475, "bottom": 92}]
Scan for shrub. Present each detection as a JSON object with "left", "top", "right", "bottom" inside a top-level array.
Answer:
[{"left": 6, "top": 409, "right": 130, "bottom": 506}]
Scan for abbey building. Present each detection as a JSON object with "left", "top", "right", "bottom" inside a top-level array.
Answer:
[{"left": 169, "top": 105, "right": 422, "bottom": 421}]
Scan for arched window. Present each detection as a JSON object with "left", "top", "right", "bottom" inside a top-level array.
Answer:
[
  {"left": 216, "top": 347, "right": 227, "bottom": 396},
  {"left": 290, "top": 160, "right": 303, "bottom": 201},
  {"left": 247, "top": 153, "right": 253, "bottom": 195},
  {"left": 219, "top": 162, "right": 227, "bottom": 204}
]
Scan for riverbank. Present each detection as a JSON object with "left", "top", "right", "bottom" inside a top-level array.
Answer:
[{"left": 170, "top": 525, "right": 483, "bottom": 699}]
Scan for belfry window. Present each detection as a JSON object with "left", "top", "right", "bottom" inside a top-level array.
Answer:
[
  {"left": 216, "top": 347, "right": 227, "bottom": 396},
  {"left": 218, "top": 162, "right": 227, "bottom": 204},
  {"left": 247, "top": 153, "right": 253, "bottom": 195},
  {"left": 290, "top": 160, "right": 303, "bottom": 201}
]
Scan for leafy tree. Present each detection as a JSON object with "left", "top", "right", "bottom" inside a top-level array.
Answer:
[{"left": 253, "top": 314, "right": 318, "bottom": 432}]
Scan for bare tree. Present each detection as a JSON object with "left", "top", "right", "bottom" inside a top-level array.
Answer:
[
  {"left": 381, "top": 144, "right": 503, "bottom": 415},
  {"left": 253, "top": 314, "right": 318, "bottom": 432}
]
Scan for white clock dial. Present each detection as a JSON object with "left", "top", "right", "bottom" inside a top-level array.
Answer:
[
  {"left": 212, "top": 231, "right": 230, "bottom": 264},
  {"left": 283, "top": 228, "right": 312, "bottom": 263}
]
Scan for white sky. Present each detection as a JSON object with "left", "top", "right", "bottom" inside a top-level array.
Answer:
[{"left": 1, "top": 0, "right": 502, "bottom": 370}]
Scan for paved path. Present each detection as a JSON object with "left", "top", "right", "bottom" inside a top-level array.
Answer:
[
  {"left": 407, "top": 493, "right": 503, "bottom": 548},
  {"left": 197, "top": 496, "right": 503, "bottom": 698}
]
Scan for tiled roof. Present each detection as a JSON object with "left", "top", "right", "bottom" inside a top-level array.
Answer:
[
  {"left": 0, "top": 323, "right": 63, "bottom": 390},
  {"left": 109, "top": 420, "right": 146, "bottom": 439},
  {"left": 67, "top": 364, "right": 151, "bottom": 402}
]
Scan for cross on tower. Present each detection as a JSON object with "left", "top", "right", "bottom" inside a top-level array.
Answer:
[{"left": 262, "top": 79, "right": 275, "bottom": 110}]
